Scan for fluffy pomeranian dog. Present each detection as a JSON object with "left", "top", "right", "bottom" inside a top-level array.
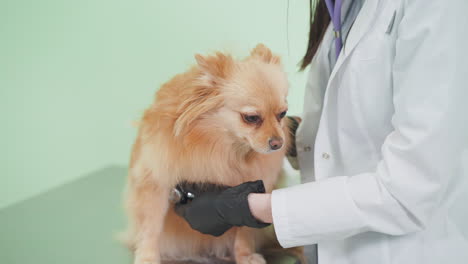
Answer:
[{"left": 125, "top": 44, "right": 301, "bottom": 264}]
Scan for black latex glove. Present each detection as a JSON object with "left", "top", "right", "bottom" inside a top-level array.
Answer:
[{"left": 174, "top": 180, "right": 270, "bottom": 237}]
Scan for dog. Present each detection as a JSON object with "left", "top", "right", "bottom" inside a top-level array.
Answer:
[{"left": 124, "top": 44, "right": 302, "bottom": 264}]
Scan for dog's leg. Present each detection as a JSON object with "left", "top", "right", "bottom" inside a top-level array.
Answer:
[
  {"left": 129, "top": 181, "right": 169, "bottom": 264},
  {"left": 234, "top": 227, "right": 266, "bottom": 264}
]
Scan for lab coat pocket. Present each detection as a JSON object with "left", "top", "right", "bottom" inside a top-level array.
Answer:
[{"left": 352, "top": 32, "right": 388, "bottom": 61}]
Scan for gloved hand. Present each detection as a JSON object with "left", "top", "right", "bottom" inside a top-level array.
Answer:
[
  {"left": 174, "top": 180, "right": 270, "bottom": 237},
  {"left": 286, "top": 116, "right": 301, "bottom": 157}
]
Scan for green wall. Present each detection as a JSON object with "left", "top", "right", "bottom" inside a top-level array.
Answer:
[{"left": 1, "top": 0, "right": 309, "bottom": 209}]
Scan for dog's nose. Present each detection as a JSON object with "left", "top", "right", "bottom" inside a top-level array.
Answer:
[{"left": 268, "top": 137, "right": 283, "bottom": 150}]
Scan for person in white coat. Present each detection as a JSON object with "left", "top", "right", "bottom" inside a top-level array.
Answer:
[{"left": 175, "top": 0, "right": 468, "bottom": 263}]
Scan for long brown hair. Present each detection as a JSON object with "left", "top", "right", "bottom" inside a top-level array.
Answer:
[{"left": 299, "top": 0, "right": 331, "bottom": 71}]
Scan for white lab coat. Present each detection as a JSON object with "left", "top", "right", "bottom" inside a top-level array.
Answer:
[{"left": 272, "top": 0, "right": 468, "bottom": 263}]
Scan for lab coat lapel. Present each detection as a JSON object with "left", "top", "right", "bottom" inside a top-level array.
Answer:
[{"left": 327, "top": 0, "right": 379, "bottom": 84}]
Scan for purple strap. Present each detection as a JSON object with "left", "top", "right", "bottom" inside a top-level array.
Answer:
[{"left": 325, "top": 0, "right": 343, "bottom": 58}]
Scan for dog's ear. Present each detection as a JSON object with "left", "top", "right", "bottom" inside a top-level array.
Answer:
[
  {"left": 195, "top": 52, "right": 234, "bottom": 87},
  {"left": 174, "top": 53, "right": 230, "bottom": 136},
  {"left": 250, "top": 44, "right": 281, "bottom": 64}
]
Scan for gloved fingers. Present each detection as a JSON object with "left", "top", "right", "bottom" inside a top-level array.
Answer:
[
  {"left": 182, "top": 212, "right": 233, "bottom": 237},
  {"left": 230, "top": 181, "right": 271, "bottom": 228},
  {"left": 251, "top": 180, "right": 266, "bottom": 193},
  {"left": 202, "top": 225, "right": 232, "bottom": 237},
  {"left": 222, "top": 180, "right": 266, "bottom": 203},
  {"left": 177, "top": 181, "right": 230, "bottom": 195},
  {"left": 286, "top": 116, "right": 301, "bottom": 157},
  {"left": 234, "top": 180, "right": 266, "bottom": 194}
]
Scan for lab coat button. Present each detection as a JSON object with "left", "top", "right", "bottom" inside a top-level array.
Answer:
[
  {"left": 303, "top": 146, "right": 312, "bottom": 152},
  {"left": 322, "top": 152, "right": 330, "bottom": 159}
]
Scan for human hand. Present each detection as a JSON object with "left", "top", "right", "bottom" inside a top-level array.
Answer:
[
  {"left": 286, "top": 116, "right": 302, "bottom": 157},
  {"left": 174, "top": 180, "right": 270, "bottom": 236}
]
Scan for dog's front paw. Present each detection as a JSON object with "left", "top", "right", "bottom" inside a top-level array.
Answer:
[
  {"left": 134, "top": 262, "right": 159, "bottom": 264},
  {"left": 133, "top": 257, "right": 160, "bottom": 264},
  {"left": 134, "top": 251, "right": 160, "bottom": 264},
  {"left": 236, "top": 253, "right": 267, "bottom": 264}
]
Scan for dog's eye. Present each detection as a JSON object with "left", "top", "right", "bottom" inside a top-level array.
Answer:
[
  {"left": 278, "top": 111, "right": 287, "bottom": 119},
  {"left": 242, "top": 114, "right": 261, "bottom": 124}
]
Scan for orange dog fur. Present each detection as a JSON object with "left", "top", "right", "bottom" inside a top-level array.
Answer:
[{"left": 125, "top": 44, "right": 297, "bottom": 264}]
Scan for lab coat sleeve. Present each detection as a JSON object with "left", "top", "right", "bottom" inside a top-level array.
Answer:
[{"left": 272, "top": 0, "right": 468, "bottom": 248}]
